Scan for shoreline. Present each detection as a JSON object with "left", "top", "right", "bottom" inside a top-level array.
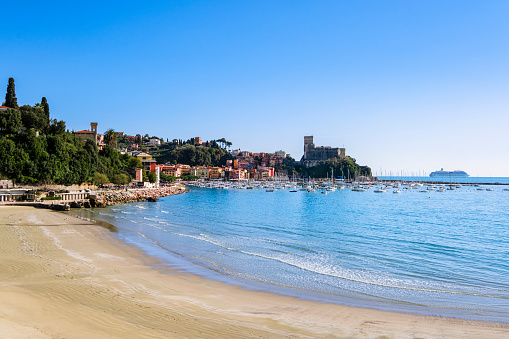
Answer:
[
  {"left": 77, "top": 205, "right": 507, "bottom": 324},
  {"left": 1, "top": 206, "right": 508, "bottom": 338},
  {"left": 86, "top": 192, "right": 509, "bottom": 324}
]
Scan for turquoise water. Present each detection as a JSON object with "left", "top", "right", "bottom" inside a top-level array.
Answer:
[
  {"left": 379, "top": 176, "right": 509, "bottom": 184},
  {"left": 72, "top": 184, "right": 509, "bottom": 322}
]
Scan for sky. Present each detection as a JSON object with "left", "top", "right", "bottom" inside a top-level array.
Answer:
[{"left": 2, "top": 1, "right": 509, "bottom": 177}]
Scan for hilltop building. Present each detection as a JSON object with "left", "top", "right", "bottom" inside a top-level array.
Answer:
[
  {"left": 73, "top": 122, "right": 98, "bottom": 145},
  {"left": 149, "top": 138, "right": 161, "bottom": 146},
  {"left": 302, "top": 136, "right": 346, "bottom": 167},
  {"left": 274, "top": 150, "right": 286, "bottom": 158}
]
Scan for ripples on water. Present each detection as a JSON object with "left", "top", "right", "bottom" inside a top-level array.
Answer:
[{"left": 72, "top": 185, "right": 509, "bottom": 322}]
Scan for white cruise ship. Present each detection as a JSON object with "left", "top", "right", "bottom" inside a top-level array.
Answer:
[{"left": 429, "top": 168, "right": 469, "bottom": 177}]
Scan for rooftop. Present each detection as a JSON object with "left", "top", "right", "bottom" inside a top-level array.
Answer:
[{"left": 73, "top": 130, "right": 94, "bottom": 134}]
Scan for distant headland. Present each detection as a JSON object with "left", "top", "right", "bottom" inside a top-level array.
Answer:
[{"left": 0, "top": 77, "right": 372, "bottom": 189}]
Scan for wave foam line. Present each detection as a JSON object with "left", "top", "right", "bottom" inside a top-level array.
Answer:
[{"left": 237, "top": 250, "right": 506, "bottom": 299}]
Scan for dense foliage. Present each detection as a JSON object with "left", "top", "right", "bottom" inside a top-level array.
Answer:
[
  {"left": 156, "top": 140, "right": 232, "bottom": 167},
  {"left": 297, "top": 157, "right": 372, "bottom": 180},
  {"left": 0, "top": 79, "right": 141, "bottom": 185}
]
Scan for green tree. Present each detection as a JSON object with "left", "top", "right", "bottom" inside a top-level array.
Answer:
[
  {"left": 159, "top": 173, "right": 176, "bottom": 182},
  {"left": 3, "top": 78, "right": 18, "bottom": 109},
  {"left": 0, "top": 137, "right": 17, "bottom": 177},
  {"left": 156, "top": 142, "right": 231, "bottom": 167},
  {"left": 297, "top": 156, "right": 371, "bottom": 180},
  {"left": 93, "top": 172, "right": 109, "bottom": 185},
  {"left": 104, "top": 128, "right": 117, "bottom": 147},
  {"left": 111, "top": 173, "right": 130, "bottom": 185},
  {"left": 41, "top": 97, "right": 50, "bottom": 133},
  {"left": 147, "top": 171, "right": 157, "bottom": 183},
  {"left": 41, "top": 97, "right": 49, "bottom": 118},
  {"left": 216, "top": 138, "right": 232, "bottom": 150},
  {"left": 48, "top": 119, "right": 66, "bottom": 134},
  {"left": 127, "top": 156, "right": 142, "bottom": 169},
  {"left": 0, "top": 108, "right": 22, "bottom": 135},
  {"left": 19, "top": 105, "right": 46, "bottom": 131}
]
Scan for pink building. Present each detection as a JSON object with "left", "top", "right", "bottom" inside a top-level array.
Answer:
[
  {"left": 238, "top": 161, "right": 250, "bottom": 170},
  {"left": 135, "top": 168, "right": 143, "bottom": 182}
]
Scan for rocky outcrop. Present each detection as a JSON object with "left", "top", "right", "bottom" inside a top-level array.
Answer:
[
  {"left": 50, "top": 203, "right": 70, "bottom": 211},
  {"left": 70, "top": 201, "right": 82, "bottom": 208},
  {"left": 90, "top": 186, "right": 187, "bottom": 207},
  {"left": 89, "top": 196, "right": 106, "bottom": 208}
]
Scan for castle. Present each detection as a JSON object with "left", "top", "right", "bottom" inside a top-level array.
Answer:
[{"left": 302, "top": 136, "right": 346, "bottom": 167}]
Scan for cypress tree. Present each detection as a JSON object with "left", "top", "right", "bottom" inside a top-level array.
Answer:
[
  {"left": 41, "top": 97, "right": 49, "bottom": 119},
  {"left": 41, "top": 97, "right": 50, "bottom": 133},
  {"left": 3, "top": 78, "right": 19, "bottom": 109}
]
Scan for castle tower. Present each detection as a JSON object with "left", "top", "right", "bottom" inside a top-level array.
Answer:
[
  {"left": 90, "top": 122, "right": 98, "bottom": 144},
  {"left": 304, "top": 136, "right": 314, "bottom": 159}
]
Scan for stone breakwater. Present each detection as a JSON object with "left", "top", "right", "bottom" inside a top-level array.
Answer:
[{"left": 90, "top": 186, "right": 188, "bottom": 207}]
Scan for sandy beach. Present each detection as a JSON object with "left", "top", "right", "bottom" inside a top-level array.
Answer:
[{"left": 1, "top": 206, "right": 508, "bottom": 338}]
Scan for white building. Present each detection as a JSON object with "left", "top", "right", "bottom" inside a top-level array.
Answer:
[
  {"left": 149, "top": 138, "right": 161, "bottom": 146},
  {"left": 274, "top": 150, "right": 286, "bottom": 158}
]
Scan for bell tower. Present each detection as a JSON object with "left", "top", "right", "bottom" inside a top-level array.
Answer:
[{"left": 90, "top": 122, "right": 98, "bottom": 144}]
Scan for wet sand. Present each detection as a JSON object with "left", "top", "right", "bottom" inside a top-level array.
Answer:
[{"left": 1, "top": 206, "right": 508, "bottom": 338}]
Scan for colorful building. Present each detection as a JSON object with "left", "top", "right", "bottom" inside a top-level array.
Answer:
[
  {"left": 208, "top": 167, "right": 222, "bottom": 179},
  {"left": 179, "top": 165, "right": 191, "bottom": 176},
  {"left": 149, "top": 138, "right": 161, "bottom": 146}
]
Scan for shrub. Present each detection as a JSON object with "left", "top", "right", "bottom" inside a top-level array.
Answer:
[{"left": 41, "top": 196, "right": 62, "bottom": 201}]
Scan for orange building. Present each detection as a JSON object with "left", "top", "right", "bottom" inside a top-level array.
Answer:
[
  {"left": 179, "top": 165, "right": 191, "bottom": 176},
  {"left": 208, "top": 167, "right": 222, "bottom": 179}
]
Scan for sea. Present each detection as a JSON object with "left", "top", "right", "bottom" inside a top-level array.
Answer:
[
  {"left": 378, "top": 176, "right": 509, "bottom": 185},
  {"left": 71, "top": 179, "right": 509, "bottom": 323}
]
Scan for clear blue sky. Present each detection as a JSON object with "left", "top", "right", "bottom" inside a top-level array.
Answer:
[{"left": 2, "top": 1, "right": 509, "bottom": 176}]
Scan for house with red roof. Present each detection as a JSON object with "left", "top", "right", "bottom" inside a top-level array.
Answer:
[{"left": 73, "top": 122, "right": 98, "bottom": 145}]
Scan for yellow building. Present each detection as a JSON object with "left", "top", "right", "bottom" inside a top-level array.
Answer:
[
  {"left": 159, "top": 165, "right": 180, "bottom": 177},
  {"left": 192, "top": 167, "right": 209, "bottom": 179},
  {"left": 179, "top": 165, "right": 191, "bottom": 176},
  {"left": 135, "top": 152, "right": 152, "bottom": 161}
]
